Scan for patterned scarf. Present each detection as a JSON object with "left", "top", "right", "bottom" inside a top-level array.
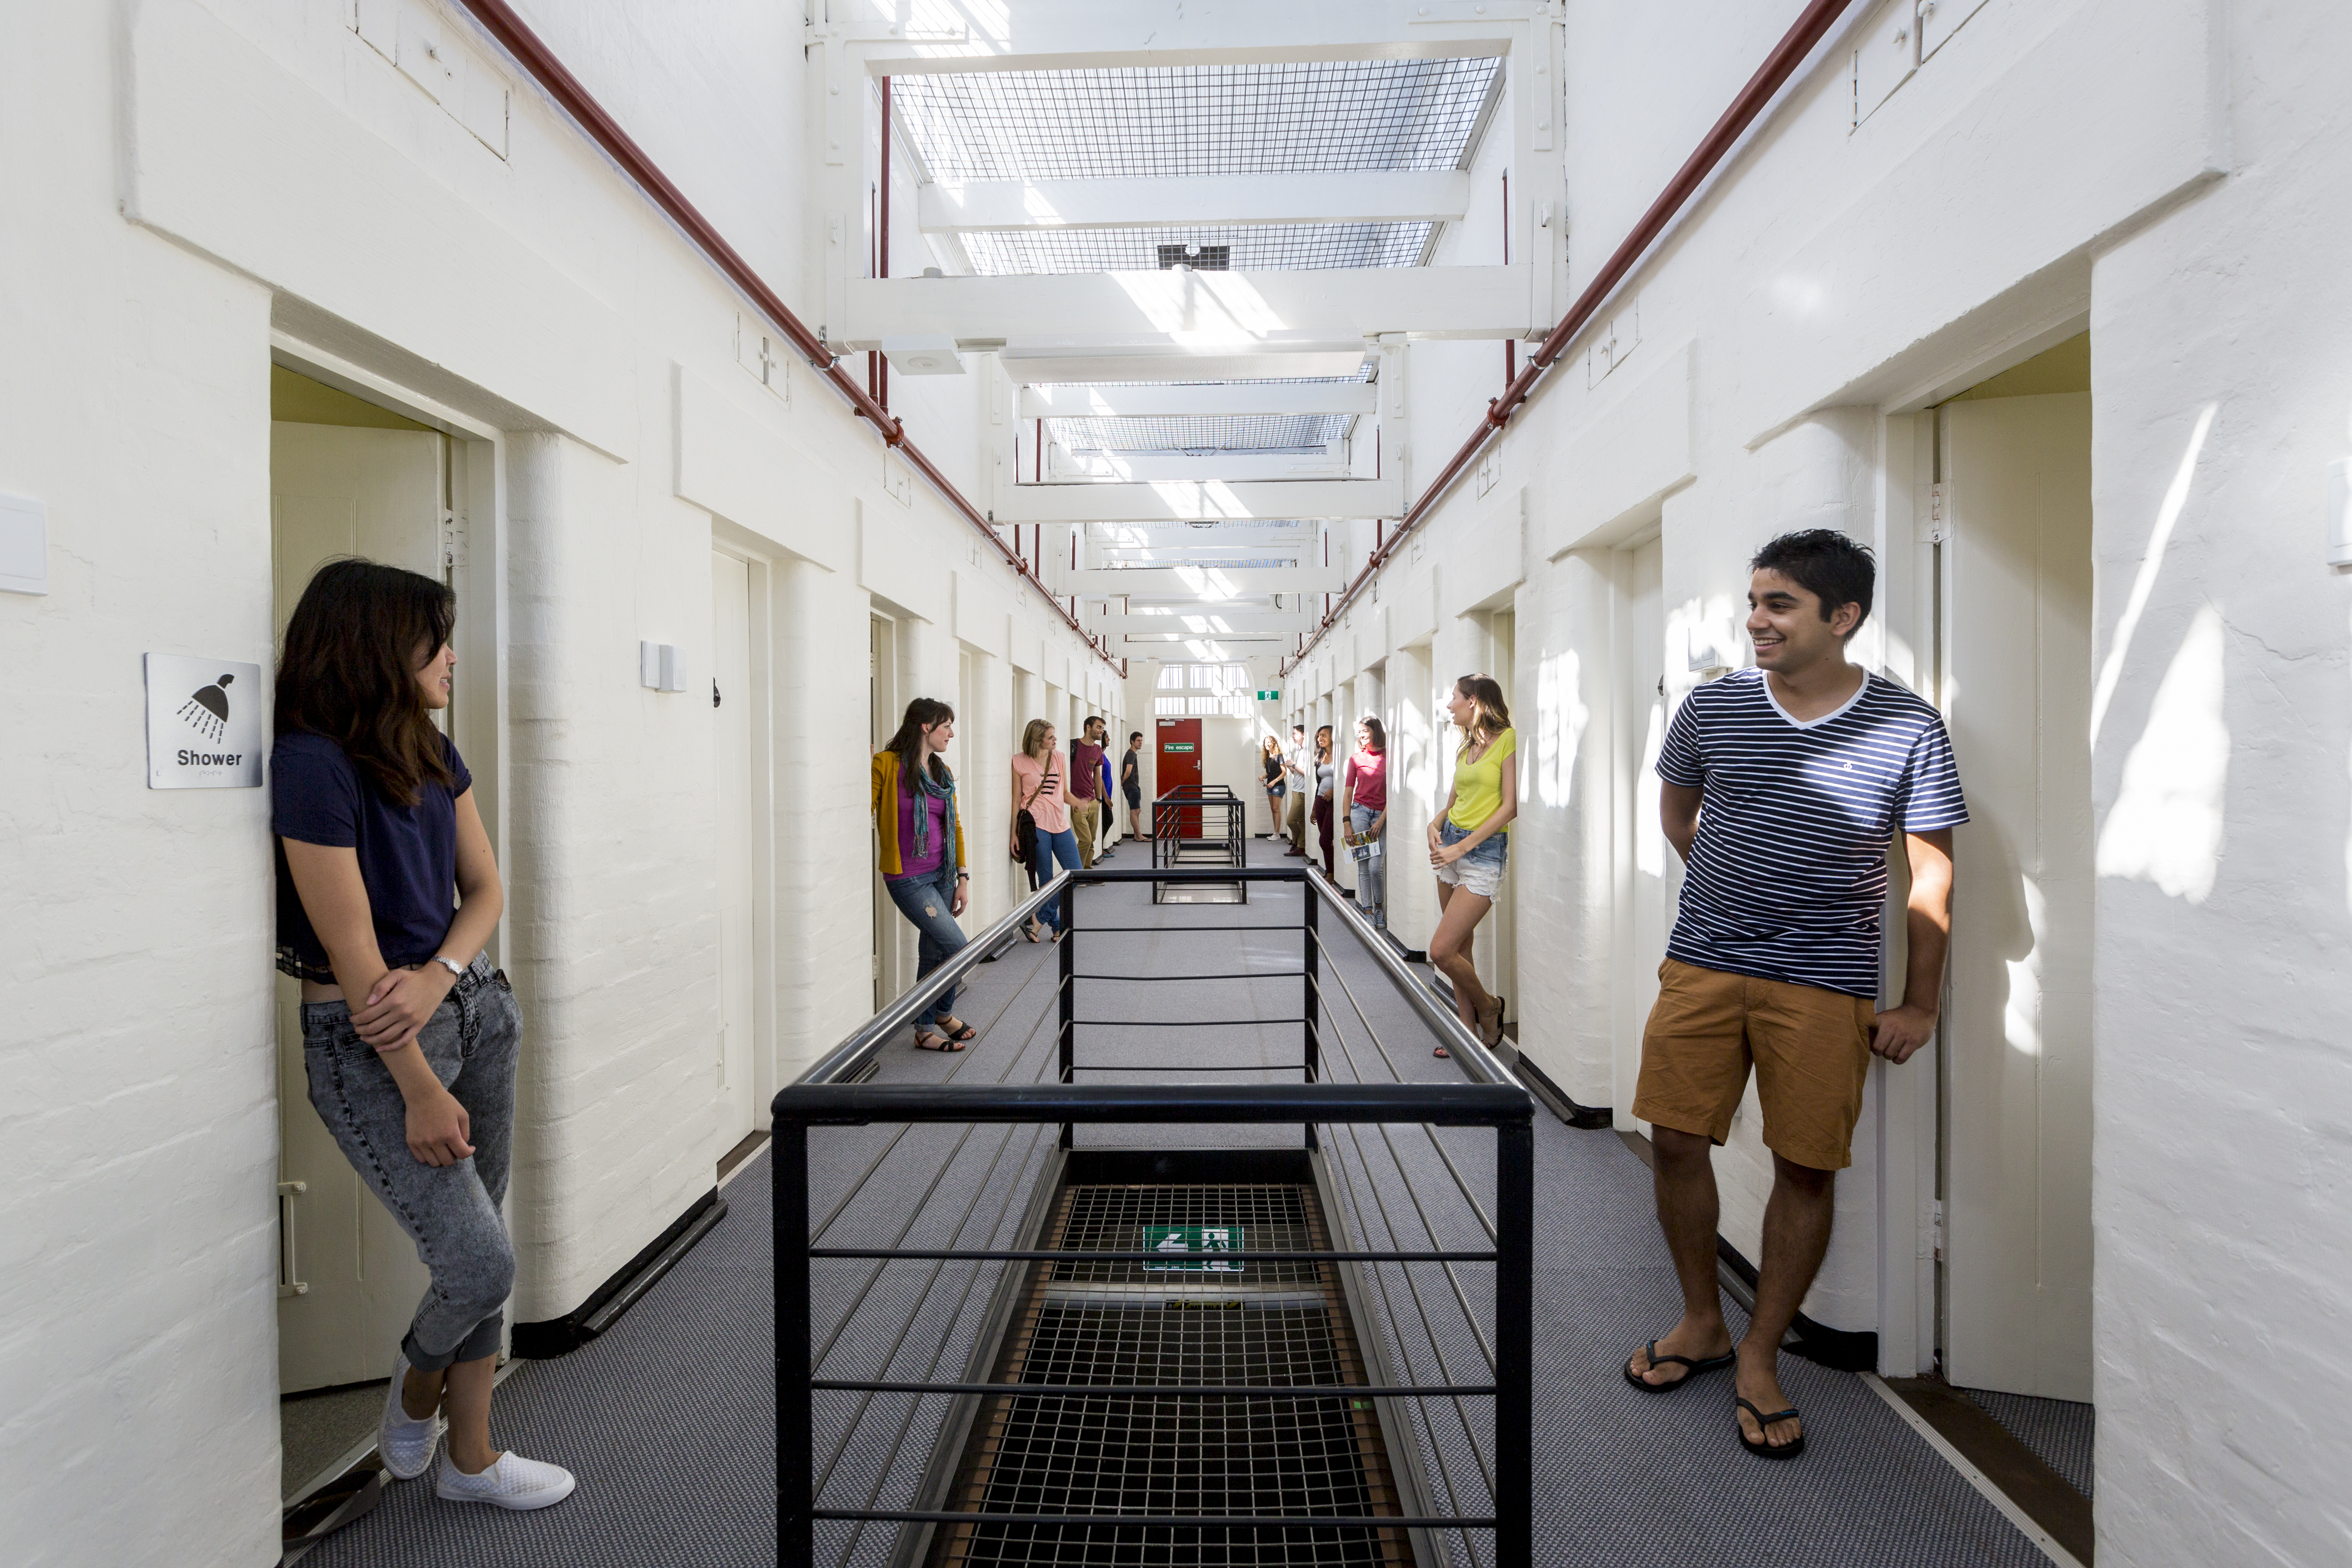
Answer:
[{"left": 907, "top": 756, "right": 957, "bottom": 864}]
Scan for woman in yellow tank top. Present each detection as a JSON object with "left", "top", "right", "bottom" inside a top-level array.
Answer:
[{"left": 1425, "top": 674, "right": 1517, "bottom": 1054}]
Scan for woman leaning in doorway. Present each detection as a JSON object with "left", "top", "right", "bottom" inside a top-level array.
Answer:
[
  {"left": 1260, "top": 733, "right": 1287, "bottom": 840},
  {"left": 1341, "top": 716, "right": 1388, "bottom": 929},
  {"left": 1427, "top": 674, "right": 1517, "bottom": 1058},
  {"left": 872, "top": 697, "right": 979, "bottom": 1051},
  {"left": 273, "top": 559, "right": 573, "bottom": 1511},
  {"left": 1311, "top": 724, "right": 1338, "bottom": 877},
  {"left": 1012, "top": 718, "right": 1081, "bottom": 941}
]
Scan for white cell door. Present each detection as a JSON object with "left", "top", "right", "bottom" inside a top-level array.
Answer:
[
  {"left": 712, "top": 553, "right": 758, "bottom": 1145},
  {"left": 1940, "top": 392, "right": 2095, "bottom": 1400},
  {"left": 270, "top": 422, "right": 444, "bottom": 1393},
  {"left": 1614, "top": 537, "right": 1667, "bottom": 1119}
]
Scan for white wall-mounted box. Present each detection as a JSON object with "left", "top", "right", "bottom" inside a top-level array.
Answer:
[
  {"left": 0, "top": 493, "right": 45, "bottom": 595},
  {"left": 640, "top": 640, "right": 688, "bottom": 692}
]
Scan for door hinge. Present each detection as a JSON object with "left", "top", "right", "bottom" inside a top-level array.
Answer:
[
  {"left": 441, "top": 508, "right": 468, "bottom": 569},
  {"left": 277, "top": 1180, "right": 310, "bottom": 1299},
  {"left": 1929, "top": 1197, "right": 1946, "bottom": 1264},
  {"left": 1921, "top": 484, "right": 1947, "bottom": 545}
]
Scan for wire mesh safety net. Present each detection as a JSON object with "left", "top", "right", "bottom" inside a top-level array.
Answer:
[
  {"left": 896, "top": 59, "right": 1501, "bottom": 183},
  {"left": 1050, "top": 414, "right": 1347, "bottom": 454}
]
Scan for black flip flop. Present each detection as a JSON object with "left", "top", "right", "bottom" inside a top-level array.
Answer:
[
  {"left": 936, "top": 1018, "right": 978, "bottom": 1043},
  {"left": 1622, "top": 1341, "right": 1735, "bottom": 1393},
  {"left": 1735, "top": 1397, "right": 1806, "bottom": 1459},
  {"left": 913, "top": 1032, "right": 967, "bottom": 1053}
]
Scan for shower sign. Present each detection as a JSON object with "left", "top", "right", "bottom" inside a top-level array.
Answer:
[
  {"left": 145, "top": 653, "right": 263, "bottom": 789},
  {"left": 1142, "top": 1224, "right": 1243, "bottom": 1273}
]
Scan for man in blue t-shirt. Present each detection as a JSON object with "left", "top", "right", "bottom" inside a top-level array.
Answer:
[{"left": 1623, "top": 530, "right": 1966, "bottom": 1462}]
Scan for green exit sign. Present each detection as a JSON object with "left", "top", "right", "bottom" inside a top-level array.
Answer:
[
  {"left": 1257, "top": 689, "right": 1279, "bottom": 701},
  {"left": 1163, "top": 742, "right": 1194, "bottom": 752},
  {"left": 1142, "top": 1224, "right": 1244, "bottom": 1273}
]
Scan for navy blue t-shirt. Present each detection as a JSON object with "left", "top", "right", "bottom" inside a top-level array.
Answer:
[
  {"left": 272, "top": 730, "right": 472, "bottom": 982},
  {"left": 1657, "top": 668, "right": 1967, "bottom": 998}
]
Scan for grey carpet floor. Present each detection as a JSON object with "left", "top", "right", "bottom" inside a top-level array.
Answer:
[
  {"left": 1962, "top": 1389, "right": 2095, "bottom": 1497},
  {"left": 303, "top": 841, "right": 2054, "bottom": 1567}
]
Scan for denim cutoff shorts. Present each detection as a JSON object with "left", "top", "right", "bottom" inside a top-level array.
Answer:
[{"left": 1433, "top": 819, "right": 1508, "bottom": 898}]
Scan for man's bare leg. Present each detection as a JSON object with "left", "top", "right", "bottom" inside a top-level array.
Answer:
[
  {"left": 1630, "top": 1126, "right": 1735, "bottom": 1385},
  {"left": 1734, "top": 1152, "right": 1834, "bottom": 1449}
]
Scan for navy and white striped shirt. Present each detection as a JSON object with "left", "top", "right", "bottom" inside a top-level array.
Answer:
[{"left": 1658, "top": 667, "right": 1967, "bottom": 999}]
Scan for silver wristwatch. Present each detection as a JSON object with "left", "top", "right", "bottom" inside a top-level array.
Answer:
[{"left": 432, "top": 955, "right": 467, "bottom": 980}]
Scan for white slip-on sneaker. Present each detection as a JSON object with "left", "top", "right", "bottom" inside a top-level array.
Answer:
[
  {"left": 436, "top": 1451, "right": 577, "bottom": 1510},
  {"left": 378, "top": 1355, "right": 446, "bottom": 1481}
]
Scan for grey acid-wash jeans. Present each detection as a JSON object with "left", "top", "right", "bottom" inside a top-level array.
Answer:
[{"left": 303, "top": 955, "right": 518, "bottom": 1372}]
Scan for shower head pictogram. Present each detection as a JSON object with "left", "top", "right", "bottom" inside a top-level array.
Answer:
[{"left": 176, "top": 674, "right": 235, "bottom": 743}]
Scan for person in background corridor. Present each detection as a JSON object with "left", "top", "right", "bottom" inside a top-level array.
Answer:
[
  {"left": 1311, "top": 724, "right": 1338, "bottom": 877},
  {"left": 1013, "top": 718, "right": 1080, "bottom": 941},
  {"left": 1622, "top": 530, "right": 1964, "bottom": 1463},
  {"left": 872, "top": 697, "right": 976, "bottom": 1052},
  {"left": 1283, "top": 722, "right": 1313, "bottom": 856},
  {"left": 1341, "top": 716, "right": 1388, "bottom": 929},
  {"left": 1427, "top": 675, "right": 1515, "bottom": 1058},
  {"left": 1069, "top": 715, "right": 1108, "bottom": 867},
  {"left": 1260, "top": 733, "right": 1286, "bottom": 839},
  {"left": 1121, "top": 731, "right": 1146, "bottom": 839},
  {"left": 273, "top": 559, "right": 574, "bottom": 1513}
]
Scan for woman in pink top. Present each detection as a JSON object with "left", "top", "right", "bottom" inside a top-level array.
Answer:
[
  {"left": 1010, "top": 718, "right": 1080, "bottom": 941},
  {"left": 1340, "top": 716, "right": 1388, "bottom": 929}
]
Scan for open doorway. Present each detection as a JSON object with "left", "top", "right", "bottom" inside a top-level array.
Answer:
[
  {"left": 870, "top": 613, "right": 901, "bottom": 1012},
  {"left": 712, "top": 551, "right": 758, "bottom": 1148},
  {"left": 268, "top": 365, "right": 451, "bottom": 1492},
  {"left": 1933, "top": 335, "right": 2095, "bottom": 1407}
]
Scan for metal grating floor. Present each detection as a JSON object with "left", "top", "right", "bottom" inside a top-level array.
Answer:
[{"left": 930, "top": 1184, "right": 1408, "bottom": 1566}]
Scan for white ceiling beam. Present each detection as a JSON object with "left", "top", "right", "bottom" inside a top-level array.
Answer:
[
  {"left": 1005, "top": 342, "right": 1368, "bottom": 384},
  {"left": 1100, "top": 612, "right": 1318, "bottom": 635},
  {"left": 839, "top": 266, "right": 1535, "bottom": 349},
  {"left": 918, "top": 171, "right": 1469, "bottom": 232},
  {"left": 1022, "top": 384, "right": 1376, "bottom": 418},
  {"left": 852, "top": 0, "right": 1530, "bottom": 75},
  {"left": 995, "top": 477, "right": 1402, "bottom": 523},
  {"left": 1066, "top": 566, "right": 1347, "bottom": 595}
]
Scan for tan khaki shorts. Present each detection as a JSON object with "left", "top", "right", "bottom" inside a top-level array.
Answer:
[{"left": 1630, "top": 958, "right": 1876, "bottom": 1171}]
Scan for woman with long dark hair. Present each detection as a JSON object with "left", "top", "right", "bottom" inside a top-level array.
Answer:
[
  {"left": 873, "top": 697, "right": 977, "bottom": 1051},
  {"left": 1426, "top": 674, "right": 1517, "bottom": 1057},
  {"left": 1259, "top": 733, "right": 1287, "bottom": 840},
  {"left": 273, "top": 559, "right": 573, "bottom": 1510},
  {"left": 1311, "top": 724, "right": 1338, "bottom": 877}
]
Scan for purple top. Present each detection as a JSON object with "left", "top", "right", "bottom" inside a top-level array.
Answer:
[{"left": 888, "top": 785, "right": 949, "bottom": 880}]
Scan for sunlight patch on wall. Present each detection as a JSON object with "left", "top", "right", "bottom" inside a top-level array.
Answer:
[
  {"left": 2091, "top": 403, "right": 2216, "bottom": 746},
  {"left": 2096, "top": 604, "right": 2229, "bottom": 903},
  {"left": 1534, "top": 650, "right": 1590, "bottom": 809}
]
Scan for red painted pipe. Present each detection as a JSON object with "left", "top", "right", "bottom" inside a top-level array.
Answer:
[
  {"left": 450, "top": 0, "right": 1111, "bottom": 665},
  {"left": 1286, "top": 0, "right": 1859, "bottom": 673}
]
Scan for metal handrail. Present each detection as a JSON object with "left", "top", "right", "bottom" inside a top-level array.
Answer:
[{"left": 774, "top": 862, "right": 1536, "bottom": 1567}]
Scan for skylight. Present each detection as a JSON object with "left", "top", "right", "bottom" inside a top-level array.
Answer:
[
  {"left": 1051, "top": 414, "right": 1346, "bottom": 455},
  {"left": 896, "top": 59, "right": 1502, "bottom": 183}
]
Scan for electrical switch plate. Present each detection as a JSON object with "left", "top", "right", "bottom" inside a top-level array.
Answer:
[
  {"left": 0, "top": 492, "right": 47, "bottom": 595},
  {"left": 1854, "top": 0, "right": 1920, "bottom": 128},
  {"left": 1916, "top": 0, "right": 1989, "bottom": 61}
]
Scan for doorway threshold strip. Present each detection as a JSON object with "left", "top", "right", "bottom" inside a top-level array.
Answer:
[{"left": 1861, "top": 1373, "right": 2089, "bottom": 1568}]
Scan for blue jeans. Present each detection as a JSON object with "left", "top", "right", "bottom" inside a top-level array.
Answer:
[
  {"left": 302, "top": 957, "right": 517, "bottom": 1372},
  {"left": 1349, "top": 804, "right": 1386, "bottom": 925},
  {"left": 884, "top": 864, "right": 967, "bottom": 1025},
  {"left": 1029, "top": 827, "right": 1083, "bottom": 932}
]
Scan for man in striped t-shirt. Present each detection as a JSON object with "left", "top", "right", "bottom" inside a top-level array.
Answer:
[{"left": 1623, "top": 530, "right": 1965, "bottom": 1461}]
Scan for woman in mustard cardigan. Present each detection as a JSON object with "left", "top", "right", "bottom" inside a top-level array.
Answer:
[{"left": 872, "top": 697, "right": 976, "bottom": 1051}]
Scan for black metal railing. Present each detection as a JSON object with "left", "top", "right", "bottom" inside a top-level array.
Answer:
[
  {"left": 1149, "top": 785, "right": 1247, "bottom": 903},
  {"left": 774, "top": 864, "right": 1534, "bottom": 1568}
]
